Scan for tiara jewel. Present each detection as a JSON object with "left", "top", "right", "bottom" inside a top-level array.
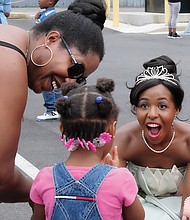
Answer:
[{"left": 135, "top": 65, "right": 178, "bottom": 86}]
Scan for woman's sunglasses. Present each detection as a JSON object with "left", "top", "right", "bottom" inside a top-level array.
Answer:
[{"left": 60, "top": 35, "right": 86, "bottom": 86}]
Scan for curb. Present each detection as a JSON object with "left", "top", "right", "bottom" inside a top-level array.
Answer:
[
  {"left": 9, "top": 12, "right": 33, "bottom": 19},
  {"left": 9, "top": 10, "right": 189, "bottom": 34}
]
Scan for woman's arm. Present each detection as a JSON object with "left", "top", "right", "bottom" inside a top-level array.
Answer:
[
  {"left": 181, "top": 162, "right": 190, "bottom": 219},
  {"left": 0, "top": 51, "right": 32, "bottom": 202}
]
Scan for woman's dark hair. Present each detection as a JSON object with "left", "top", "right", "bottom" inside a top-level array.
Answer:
[
  {"left": 55, "top": 78, "right": 119, "bottom": 141},
  {"left": 31, "top": 0, "right": 106, "bottom": 61},
  {"left": 128, "top": 55, "right": 184, "bottom": 113}
]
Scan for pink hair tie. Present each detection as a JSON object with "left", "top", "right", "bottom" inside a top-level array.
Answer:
[
  {"left": 59, "top": 132, "right": 112, "bottom": 152},
  {"left": 87, "top": 141, "right": 97, "bottom": 152},
  {"left": 77, "top": 137, "right": 85, "bottom": 149}
]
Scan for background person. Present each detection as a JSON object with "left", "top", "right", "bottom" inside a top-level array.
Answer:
[
  {"left": 35, "top": 0, "right": 62, "bottom": 121},
  {"left": 0, "top": 0, "right": 106, "bottom": 204},
  {"left": 30, "top": 78, "right": 145, "bottom": 220},
  {"left": 114, "top": 55, "right": 190, "bottom": 219},
  {"left": 167, "top": 0, "right": 182, "bottom": 39},
  {"left": 0, "top": 0, "right": 11, "bottom": 24}
]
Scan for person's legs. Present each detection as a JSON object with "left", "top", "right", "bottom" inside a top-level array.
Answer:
[
  {"left": 168, "top": 2, "right": 174, "bottom": 38},
  {"left": 36, "top": 91, "right": 62, "bottom": 121},
  {"left": 170, "top": 2, "right": 181, "bottom": 38},
  {"left": 54, "top": 89, "right": 63, "bottom": 102},
  {"left": 43, "top": 91, "right": 57, "bottom": 112}
]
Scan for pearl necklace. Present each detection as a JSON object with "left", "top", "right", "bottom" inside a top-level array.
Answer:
[{"left": 141, "top": 129, "right": 175, "bottom": 154}]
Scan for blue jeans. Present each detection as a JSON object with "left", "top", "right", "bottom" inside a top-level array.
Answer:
[
  {"left": 51, "top": 163, "right": 115, "bottom": 220},
  {"left": 42, "top": 90, "right": 62, "bottom": 112},
  {"left": 0, "top": 12, "right": 8, "bottom": 24}
]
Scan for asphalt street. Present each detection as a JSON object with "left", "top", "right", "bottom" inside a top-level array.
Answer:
[{"left": 1, "top": 18, "right": 190, "bottom": 219}]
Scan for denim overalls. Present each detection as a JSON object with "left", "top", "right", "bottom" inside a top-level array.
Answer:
[{"left": 51, "top": 162, "right": 115, "bottom": 220}]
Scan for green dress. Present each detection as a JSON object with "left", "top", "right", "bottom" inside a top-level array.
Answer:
[{"left": 127, "top": 161, "right": 186, "bottom": 220}]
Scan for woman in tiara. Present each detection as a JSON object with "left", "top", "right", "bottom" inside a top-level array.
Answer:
[{"left": 113, "top": 55, "right": 190, "bottom": 220}]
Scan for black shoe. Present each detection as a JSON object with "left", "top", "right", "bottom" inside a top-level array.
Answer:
[
  {"left": 172, "top": 32, "right": 182, "bottom": 39},
  {"left": 167, "top": 32, "right": 173, "bottom": 38}
]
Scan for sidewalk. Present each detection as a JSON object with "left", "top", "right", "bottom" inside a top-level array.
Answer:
[{"left": 10, "top": 7, "right": 190, "bottom": 34}]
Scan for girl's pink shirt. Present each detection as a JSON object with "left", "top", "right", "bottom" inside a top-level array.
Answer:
[{"left": 30, "top": 166, "right": 138, "bottom": 220}]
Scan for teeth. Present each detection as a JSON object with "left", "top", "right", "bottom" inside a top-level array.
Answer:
[
  {"left": 52, "top": 80, "right": 58, "bottom": 89},
  {"left": 147, "top": 124, "right": 159, "bottom": 128}
]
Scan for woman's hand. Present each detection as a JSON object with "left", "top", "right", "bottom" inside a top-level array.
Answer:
[
  {"left": 182, "top": 196, "right": 190, "bottom": 220},
  {"left": 102, "top": 146, "right": 119, "bottom": 167}
]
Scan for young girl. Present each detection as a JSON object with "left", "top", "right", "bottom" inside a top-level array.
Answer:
[
  {"left": 30, "top": 78, "right": 145, "bottom": 220},
  {"left": 114, "top": 55, "right": 190, "bottom": 220}
]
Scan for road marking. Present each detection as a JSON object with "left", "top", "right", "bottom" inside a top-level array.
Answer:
[{"left": 15, "top": 153, "right": 39, "bottom": 180}]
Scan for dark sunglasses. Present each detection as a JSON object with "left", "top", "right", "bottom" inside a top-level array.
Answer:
[{"left": 60, "top": 35, "right": 86, "bottom": 86}]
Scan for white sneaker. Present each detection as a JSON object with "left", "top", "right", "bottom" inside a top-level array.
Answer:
[{"left": 36, "top": 111, "right": 59, "bottom": 121}]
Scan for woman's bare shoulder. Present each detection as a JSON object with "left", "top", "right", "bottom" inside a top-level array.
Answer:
[
  {"left": 0, "top": 25, "right": 27, "bottom": 50},
  {"left": 117, "top": 121, "right": 140, "bottom": 134},
  {"left": 175, "top": 121, "right": 190, "bottom": 133}
]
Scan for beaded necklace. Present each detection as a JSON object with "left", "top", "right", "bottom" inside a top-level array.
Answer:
[{"left": 141, "top": 129, "right": 175, "bottom": 154}]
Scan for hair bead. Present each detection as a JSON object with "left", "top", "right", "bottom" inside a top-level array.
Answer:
[
  {"left": 96, "top": 96, "right": 102, "bottom": 104},
  {"left": 63, "top": 95, "right": 69, "bottom": 99}
]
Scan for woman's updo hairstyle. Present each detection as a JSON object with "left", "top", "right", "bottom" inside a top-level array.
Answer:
[
  {"left": 128, "top": 55, "right": 184, "bottom": 114},
  {"left": 31, "top": 0, "right": 106, "bottom": 61},
  {"left": 68, "top": 0, "right": 106, "bottom": 30}
]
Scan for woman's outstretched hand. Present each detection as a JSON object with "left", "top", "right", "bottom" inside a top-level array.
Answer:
[
  {"left": 182, "top": 197, "right": 190, "bottom": 220},
  {"left": 102, "top": 146, "right": 119, "bottom": 167}
]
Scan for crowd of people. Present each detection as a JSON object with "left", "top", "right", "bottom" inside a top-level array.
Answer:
[{"left": 1, "top": 0, "right": 190, "bottom": 219}]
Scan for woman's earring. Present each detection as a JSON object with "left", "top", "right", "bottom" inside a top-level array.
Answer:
[{"left": 30, "top": 44, "right": 53, "bottom": 67}]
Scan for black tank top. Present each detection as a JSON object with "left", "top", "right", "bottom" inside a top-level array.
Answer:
[{"left": 0, "top": 41, "right": 27, "bottom": 62}]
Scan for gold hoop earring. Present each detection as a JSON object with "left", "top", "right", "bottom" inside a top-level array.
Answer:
[{"left": 30, "top": 44, "right": 53, "bottom": 67}]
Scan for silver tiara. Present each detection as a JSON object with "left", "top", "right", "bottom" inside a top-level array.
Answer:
[{"left": 135, "top": 65, "right": 178, "bottom": 86}]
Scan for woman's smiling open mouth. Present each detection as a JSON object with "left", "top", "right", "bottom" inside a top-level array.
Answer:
[{"left": 147, "top": 123, "right": 161, "bottom": 138}]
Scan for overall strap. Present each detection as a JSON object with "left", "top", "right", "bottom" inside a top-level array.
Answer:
[
  {"left": 53, "top": 162, "right": 75, "bottom": 191},
  {"left": 52, "top": 163, "right": 115, "bottom": 193},
  {"left": 0, "top": 41, "right": 27, "bottom": 62},
  {"left": 79, "top": 164, "right": 115, "bottom": 193}
]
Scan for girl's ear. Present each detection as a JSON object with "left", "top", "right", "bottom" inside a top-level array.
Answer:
[{"left": 107, "top": 121, "right": 117, "bottom": 138}]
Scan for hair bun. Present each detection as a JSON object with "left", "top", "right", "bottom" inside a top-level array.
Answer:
[
  {"left": 60, "top": 82, "right": 79, "bottom": 96},
  {"left": 143, "top": 55, "right": 177, "bottom": 74},
  {"left": 96, "top": 78, "right": 115, "bottom": 92},
  {"left": 68, "top": 0, "right": 106, "bottom": 30}
]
